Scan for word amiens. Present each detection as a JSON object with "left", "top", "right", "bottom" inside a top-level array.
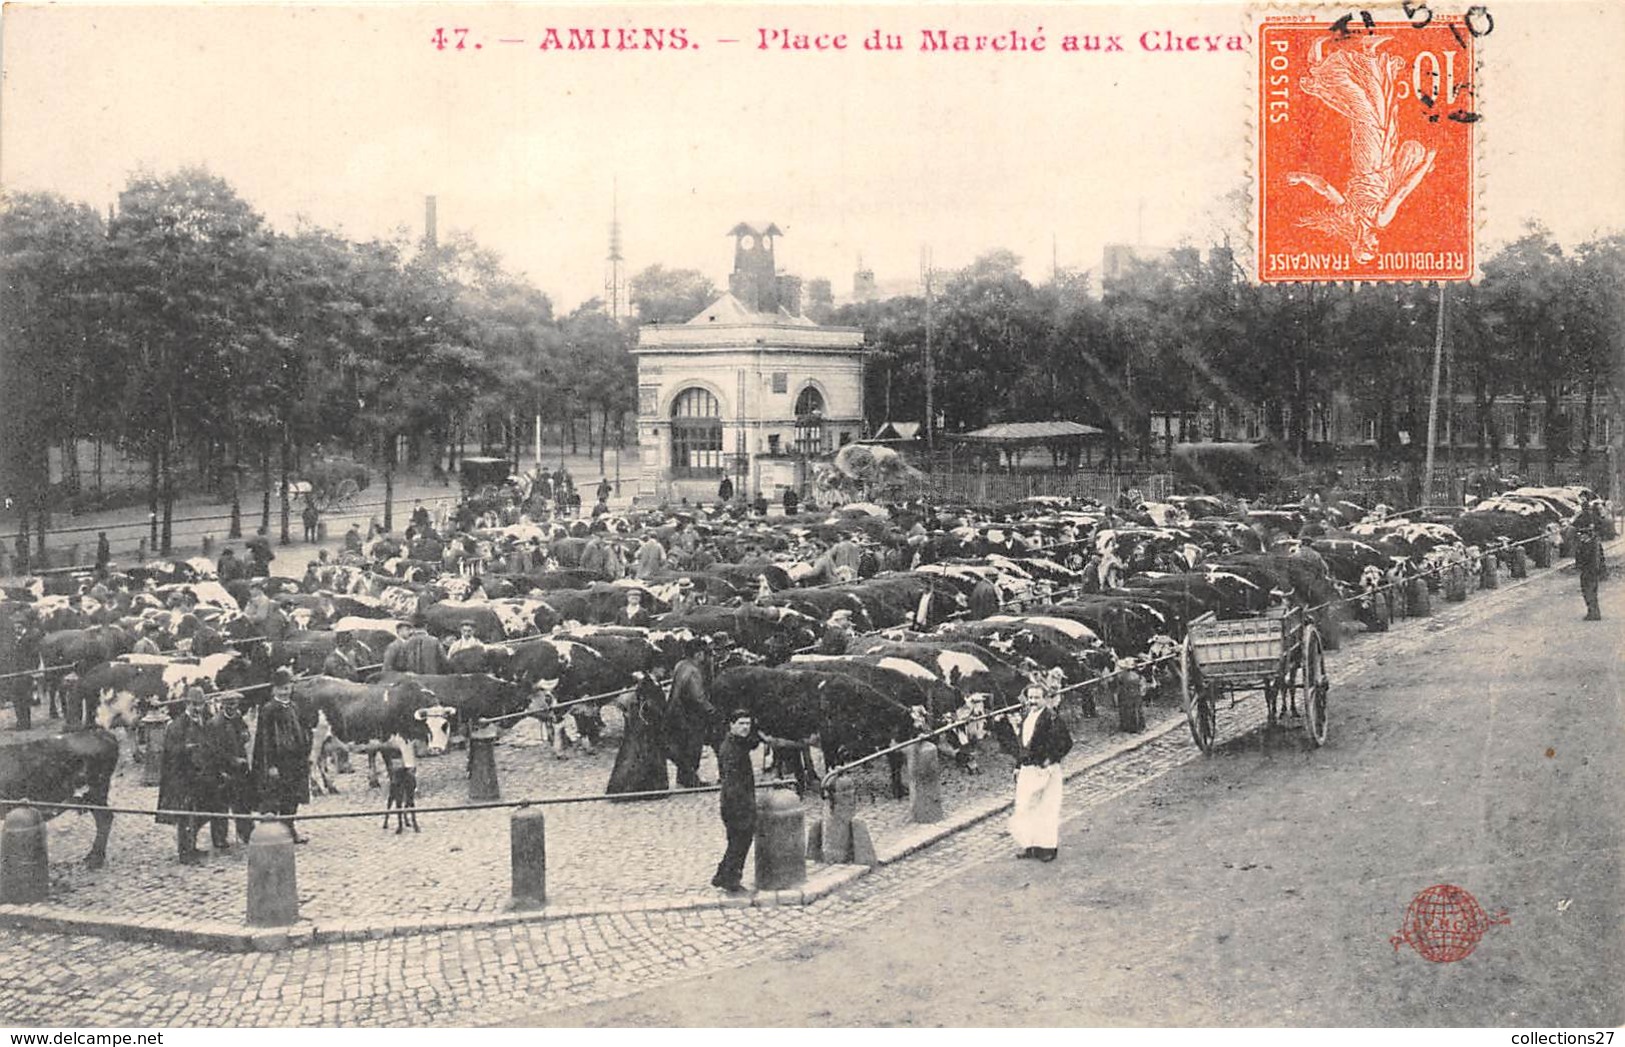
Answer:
[{"left": 757, "top": 28, "right": 1248, "bottom": 52}]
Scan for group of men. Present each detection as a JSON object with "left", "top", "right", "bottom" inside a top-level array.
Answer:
[{"left": 155, "top": 667, "right": 310, "bottom": 863}]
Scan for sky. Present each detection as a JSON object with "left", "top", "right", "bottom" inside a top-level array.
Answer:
[{"left": 3, "top": 0, "right": 1623, "bottom": 311}]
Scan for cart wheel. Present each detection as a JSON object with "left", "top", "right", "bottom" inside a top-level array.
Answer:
[
  {"left": 1301, "top": 628, "right": 1328, "bottom": 747},
  {"left": 1180, "top": 638, "right": 1214, "bottom": 754},
  {"left": 1189, "top": 683, "right": 1217, "bottom": 754}
]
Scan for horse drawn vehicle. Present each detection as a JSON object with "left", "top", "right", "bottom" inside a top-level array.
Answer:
[{"left": 1178, "top": 604, "right": 1328, "bottom": 754}]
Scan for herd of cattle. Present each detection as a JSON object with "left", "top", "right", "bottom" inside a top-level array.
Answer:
[{"left": 0, "top": 483, "right": 1602, "bottom": 870}]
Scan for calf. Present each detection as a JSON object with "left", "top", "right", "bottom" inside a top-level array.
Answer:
[{"left": 380, "top": 744, "right": 419, "bottom": 834}]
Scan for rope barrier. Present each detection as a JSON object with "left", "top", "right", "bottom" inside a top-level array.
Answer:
[{"left": 5, "top": 778, "right": 800, "bottom": 824}]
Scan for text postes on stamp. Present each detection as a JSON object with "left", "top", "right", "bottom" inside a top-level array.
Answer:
[{"left": 1258, "top": 18, "right": 1476, "bottom": 282}]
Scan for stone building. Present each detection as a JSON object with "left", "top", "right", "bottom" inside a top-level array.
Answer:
[{"left": 632, "top": 222, "right": 866, "bottom": 505}]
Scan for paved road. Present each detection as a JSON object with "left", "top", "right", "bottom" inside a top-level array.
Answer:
[
  {"left": 0, "top": 562, "right": 1617, "bottom": 1027},
  {"left": 545, "top": 568, "right": 1625, "bottom": 1027}
]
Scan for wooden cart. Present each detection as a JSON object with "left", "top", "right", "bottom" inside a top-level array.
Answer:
[{"left": 1179, "top": 605, "right": 1328, "bottom": 754}]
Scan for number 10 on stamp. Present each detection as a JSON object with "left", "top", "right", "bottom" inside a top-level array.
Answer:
[{"left": 1257, "top": 19, "right": 1476, "bottom": 282}]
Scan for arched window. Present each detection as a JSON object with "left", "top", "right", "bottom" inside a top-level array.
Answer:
[
  {"left": 670, "top": 387, "right": 723, "bottom": 477},
  {"left": 794, "top": 386, "right": 825, "bottom": 418},
  {"left": 794, "top": 386, "right": 826, "bottom": 456}
]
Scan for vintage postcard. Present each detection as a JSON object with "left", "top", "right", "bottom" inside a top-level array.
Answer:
[{"left": 0, "top": 0, "right": 1622, "bottom": 1034}]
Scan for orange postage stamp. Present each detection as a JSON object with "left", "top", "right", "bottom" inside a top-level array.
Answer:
[{"left": 1258, "top": 14, "right": 1479, "bottom": 282}]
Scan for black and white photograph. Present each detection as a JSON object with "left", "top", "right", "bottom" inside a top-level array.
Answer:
[{"left": 0, "top": 0, "right": 1622, "bottom": 1030}]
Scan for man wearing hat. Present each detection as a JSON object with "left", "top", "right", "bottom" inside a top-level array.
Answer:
[
  {"left": 666, "top": 577, "right": 697, "bottom": 617},
  {"left": 131, "top": 621, "right": 163, "bottom": 656},
  {"left": 819, "top": 609, "right": 855, "bottom": 655},
  {"left": 615, "top": 590, "right": 651, "bottom": 627},
  {"left": 322, "top": 631, "right": 361, "bottom": 681},
  {"left": 157, "top": 685, "right": 215, "bottom": 864},
  {"left": 1009, "top": 682, "right": 1072, "bottom": 862},
  {"left": 252, "top": 668, "right": 312, "bottom": 843},
  {"left": 446, "top": 620, "right": 487, "bottom": 658},
  {"left": 203, "top": 690, "right": 255, "bottom": 846}
]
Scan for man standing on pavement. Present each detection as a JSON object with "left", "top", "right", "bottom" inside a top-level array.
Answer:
[
  {"left": 209, "top": 691, "right": 256, "bottom": 845},
  {"left": 95, "top": 532, "right": 111, "bottom": 575},
  {"left": 301, "top": 500, "right": 319, "bottom": 543},
  {"left": 252, "top": 667, "right": 311, "bottom": 843},
  {"left": 1009, "top": 682, "right": 1072, "bottom": 863},
  {"left": 711, "top": 709, "right": 759, "bottom": 893},
  {"left": 1574, "top": 496, "right": 1606, "bottom": 621},
  {"left": 156, "top": 686, "right": 214, "bottom": 864}
]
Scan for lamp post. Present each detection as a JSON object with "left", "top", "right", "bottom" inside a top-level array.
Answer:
[{"left": 1422, "top": 284, "right": 1448, "bottom": 508}]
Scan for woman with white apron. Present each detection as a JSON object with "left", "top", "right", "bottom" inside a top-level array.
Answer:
[{"left": 1009, "top": 683, "right": 1073, "bottom": 862}]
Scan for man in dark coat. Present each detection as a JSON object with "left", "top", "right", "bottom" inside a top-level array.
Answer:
[
  {"left": 711, "top": 709, "right": 759, "bottom": 893},
  {"left": 301, "top": 501, "right": 320, "bottom": 543},
  {"left": 247, "top": 534, "right": 275, "bottom": 576},
  {"left": 717, "top": 476, "right": 735, "bottom": 504},
  {"left": 782, "top": 488, "right": 800, "bottom": 516},
  {"left": 201, "top": 690, "right": 255, "bottom": 846},
  {"left": 665, "top": 645, "right": 716, "bottom": 788},
  {"left": 401, "top": 622, "right": 448, "bottom": 673},
  {"left": 157, "top": 686, "right": 216, "bottom": 863},
  {"left": 322, "top": 632, "right": 361, "bottom": 680},
  {"left": 252, "top": 668, "right": 312, "bottom": 842},
  {"left": 95, "top": 532, "right": 112, "bottom": 575},
  {"left": 380, "top": 622, "right": 415, "bottom": 674},
  {"left": 615, "top": 591, "right": 651, "bottom": 627},
  {"left": 1575, "top": 498, "right": 1606, "bottom": 621},
  {"left": 217, "top": 548, "right": 245, "bottom": 583},
  {"left": 597, "top": 478, "right": 612, "bottom": 504}
]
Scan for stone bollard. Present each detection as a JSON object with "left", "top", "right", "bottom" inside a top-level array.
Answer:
[
  {"left": 1509, "top": 547, "right": 1529, "bottom": 579},
  {"left": 317, "top": 522, "right": 329, "bottom": 542},
  {"left": 0, "top": 807, "right": 49, "bottom": 904},
  {"left": 510, "top": 808, "right": 547, "bottom": 908},
  {"left": 821, "top": 776, "right": 857, "bottom": 863},
  {"left": 138, "top": 538, "right": 148, "bottom": 559},
  {"left": 141, "top": 713, "right": 170, "bottom": 785},
  {"left": 907, "top": 742, "right": 944, "bottom": 824},
  {"left": 1480, "top": 554, "right": 1500, "bottom": 589},
  {"left": 1445, "top": 564, "right": 1469, "bottom": 602},
  {"left": 467, "top": 727, "right": 501, "bottom": 801},
  {"left": 753, "top": 790, "right": 806, "bottom": 891},
  {"left": 201, "top": 535, "right": 214, "bottom": 556},
  {"left": 246, "top": 821, "right": 299, "bottom": 926},
  {"left": 1405, "top": 576, "right": 1432, "bottom": 617},
  {"left": 1115, "top": 672, "right": 1146, "bottom": 734}
]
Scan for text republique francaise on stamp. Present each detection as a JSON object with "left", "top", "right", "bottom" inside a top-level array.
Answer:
[{"left": 1258, "top": 16, "right": 1478, "bottom": 282}]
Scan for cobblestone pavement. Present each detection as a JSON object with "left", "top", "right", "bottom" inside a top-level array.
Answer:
[
  {"left": 6, "top": 660, "right": 1185, "bottom": 936},
  {"left": 0, "top": 558, "right": 1585, "bottom": 1026}
]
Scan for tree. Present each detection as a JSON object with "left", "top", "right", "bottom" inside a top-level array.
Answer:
[
  {"left": 629, "top": 264, "right": 716, "bottom": 323},
  {"left": 804, "top": 278, "right": 835, "bottom": 323},
  {"left": 0, "top": 192, "right": 107, "bottom": 558},
  {"left": 102, "top": 168, "right": 265, "bottom": 553}
]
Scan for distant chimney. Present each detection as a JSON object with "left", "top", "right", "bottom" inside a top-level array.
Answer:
[{"left": 425, "top": 196, "right": 438, "bottom": 250}]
